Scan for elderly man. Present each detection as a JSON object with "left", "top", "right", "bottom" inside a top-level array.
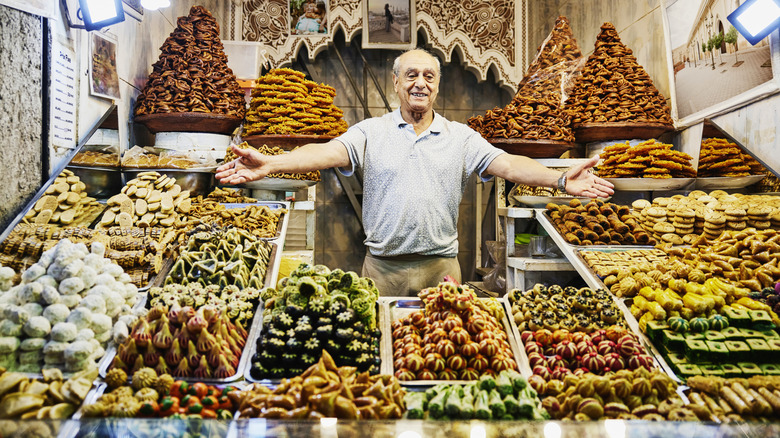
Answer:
[{"left": 217, "top": 49, "right": 613, "bottom": 295}]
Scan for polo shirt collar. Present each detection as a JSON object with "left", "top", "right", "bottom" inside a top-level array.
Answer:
[{"left": 393, "top": 108, "right": 444, "bottom": 134}]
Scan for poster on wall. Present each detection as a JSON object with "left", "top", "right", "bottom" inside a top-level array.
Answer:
[
  {"left": 290, "top": 0, "right": 329, "bottom": 35},
  {"left": 362, "top": 0, "right": 415, "bottom": 49},
  {"left": 662, "top": 0, "right": 780, "bottom": 126},
  {"left": 89, "top": 32, "right": 121, "bottom": 101},
  {"left": 123, "top": 0, "right": 144, "bottom": 22},
  {"left": 50, "top": 38, "right": 77, "bottom": 150}
]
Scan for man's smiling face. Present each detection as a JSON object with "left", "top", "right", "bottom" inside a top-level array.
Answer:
[{"left": 393, "top": 50, "right": 440, "bottom": 116}]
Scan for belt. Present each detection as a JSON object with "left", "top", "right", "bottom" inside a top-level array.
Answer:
[{"left": 367, "top": 253, "right": 455, "bottom": 262}]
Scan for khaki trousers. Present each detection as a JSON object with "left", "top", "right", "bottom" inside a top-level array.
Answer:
[{"left": 361, "top": 253, "right": 461, "bottom": 297}]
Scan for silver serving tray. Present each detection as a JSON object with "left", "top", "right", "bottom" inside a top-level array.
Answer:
[
  {"left": 541, "top": 210, "right": 657, "bottom": 250},
  {"left": 243, "top": 301, "right": 384, "bottom": 385},
  {"left": 121, "top": 168, "right": 216, "bottom": 197},
  {"left": 237, "top": 178, "right": 317, "bottom": 191},
  {"left": 98, "top": 307, "right": 262, "bottom": 384},
  {"left": 693, "top": 175, "right": 765, "bottom": 190},
  {"left": 603, "top": 177, "right": 695, "bottom": 191},
  {"left": 383, "top": 297, "right": 525, "bottom": 386},
  {"left": 500, "top": 299, "right": 533, "bottom": 378},
  {"left": 66, "top": 165, "right": 122, "bottom": 199}
]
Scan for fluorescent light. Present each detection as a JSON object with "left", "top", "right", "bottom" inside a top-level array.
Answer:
[
  {"left": 728, "top": 0, "right": 780, "bottom": 45},
  {"left": 736, "top": 0, "right": 780, "bottom": 36},
  {"left": 78, "top": 0, "right": 125, "bottom": 31}
]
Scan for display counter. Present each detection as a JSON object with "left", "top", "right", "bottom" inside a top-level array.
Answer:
[{"left": 3, "top": 418, "right": 779, "bottom": 438}]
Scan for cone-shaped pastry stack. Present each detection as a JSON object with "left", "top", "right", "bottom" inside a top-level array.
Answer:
[
  {"left": 566, "top": 22, "right": 672, "bottom": 125},
  {"left": 134, "top": 6, "right": 245, "bottom": 118},
  {"left": 243, "top": 68, "right": 348, "bottom": 136},
  {"left": 468, "top": 16, "right": 582, "bottom": 142}
]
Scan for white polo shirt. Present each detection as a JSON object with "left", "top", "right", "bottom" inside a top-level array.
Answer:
[{"left": 336, "top": 109, "right": 505, "bottom": 257}]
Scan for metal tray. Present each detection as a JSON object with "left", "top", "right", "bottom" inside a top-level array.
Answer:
[
  {"left": 243, "top": 301, "right": 385, "bottom": 385},
  {"left": 221, "top": 202, "right": 288, "bottom": 241},
  {"left": 602, "top": 177, "right": 695, "bottom": 191},
  {"left": 499, "top": 299, "right": 534, "bottom": 379},
  {"left": 693, "top": 175, "right": 765, "bottom": 190},
  {"left": 575, "top": 246, "right": 670, "bottom": 282},
  {"left": 99, "top": 307, "right": 262, "bottom": 384},
  {"left": 383, "top": 297, "right": 525, "bottom": 386},
  {"left": 238, "top": 178, "right": 317, "bottom": 191}
]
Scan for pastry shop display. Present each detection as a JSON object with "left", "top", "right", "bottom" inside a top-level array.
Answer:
[
  {"left": 404, "top": 371, "right": 547, "bottom": 420},
  {"left": 243, "top": 68, "right": 348, "bottom": 137},
  {"left": 0, "top": 239, "right": 140, "bottom": 373},
  {"left": 249, "top": 263, "right": 380, "bottom": 380},
  {"left": 237, "top": 350, "right": 405, "bottom": 419},
  {"left": 508, "top": 284, "right": 627, "bottom": 333},
  {"left": 95, "top": 172, "right": 192, "bottom": 230},
  {"left": 121, "top": 146, "right": 215, "bottom": 169},
  {"left": 596, "top": 140, "right": 696, "bottom": 179},
  {"left": 468, "top": 16, "right": 580, "bottom": 143},
  {"left": 22, "top": 170, "right": 103, "bottom": 229},
  {"left": 686, "top": 375, "right": 780, "bottom": 421},
  {"left": 534, "top": 367, "right": 692, "bottom": 421},
  {"left": 0, "top": 366, "right": 97, "bottom": 420},
  {"left": 391, "top": 281, "right": 516, "bottom": 381},
  {"left": 698, "top": 138, "right": 763, "bottom": 177},
  {"left": 545, "top": 199, "right": 656, "bottom": 246},
  {"left": 0, "top": 225, "right": 176, "bottom": 288},
  {"left": 165, "top": 227, "right": 272, "bottom": 290},
  {"left": 148, "top": 283, "right": 260, "bottom": 327},
  {"left": 566, "top": 23, "right": 673, "bottom": 128},
  {"left": 81, "top": 369, "right": 240, "bottom": 419},
  {"left": 225, "top": 142, "right": 320, "bottom": 182},
  {"left": 519, "top": 325, "right": 656, "bottom": 382},
  {"left": 107, "top": 305, "right": 248, "bottom": 380},
  {"left": 134, "top": 6, "right": 245, "bottom": 119}
]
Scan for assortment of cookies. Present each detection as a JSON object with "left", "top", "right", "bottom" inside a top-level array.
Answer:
[
  {"left": 566, "top": 22, "right": 673, "bottom": 125},
  {"left": 579, "top": 249, "right": 668, "bottom": 278},
  {"left": 243, "top": 68, "right": 348, "bottom": 137},
  {"left": 698, "top": 138, "right": 763, "bottom": 177},
  {"left": 597, "top": 139, "right": 696, "bottom": 179},
  {"left": 631, "top": 191, "right": 780, "bottom": 243},
  {"left": 225, "top": 142, "right": 321, "bottom": 182},
  {"left": 546, "top": 198, "right": 656, "bottom": 246},
  {"left": 134, "top": 6, "right": 245, "bottom": 117},
  {"left": 95, "top": 171, "right": 191, "bottom": 229},
  {"left": 23, "top": 170, "right": 103, "bottom": 228},
  {"left": 468, "top": 16, "right": 579, "bottom": 142}
]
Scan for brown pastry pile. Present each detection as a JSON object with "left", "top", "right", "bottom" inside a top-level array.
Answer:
[
  {"left": 566, "top": 22, "right": 673, "bottom": 125},
  {"left": 597, "top": 140, "right": 696, "bottom": 178},
  {"left": 23, "top": 170, "right": 103, "bottom": 228},
  {"left": 546, "top": 199, "right": 656, "bottom": 246},
  {"left": 698, "top": 138, "right": 763, "bottom": 177},
  {"left": 134, "top": 6, "right": 246, "bottom": 117},
  {"left": 467, "top": 16, "right": 581, "bottom": 142},
  {"left": 243, "top": 68, "right": 348, "bottom": 136},
  {"left": 71, "top": 150, "right": 119, "bottom": 167},
  {"left": 226, "top": 141, "right": 320, "bottom": 182}
]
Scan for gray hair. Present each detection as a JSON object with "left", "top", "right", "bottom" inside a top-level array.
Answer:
[{"left": 392, "top": 48, "right": 441, "bottom": 78}]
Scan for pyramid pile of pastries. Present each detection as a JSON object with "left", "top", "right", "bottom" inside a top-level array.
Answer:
[
  {"left": 468, "top": 16, "right": 581, "bottom": 142},
  {"left": 243, "top": 68, "right": 348, "bottom": 136},
  {"left": 134, "top": 6, "right": 245, "bottom": 118},
  {"left": 566, "top": 22, "right": 673, "bottom": 126}
]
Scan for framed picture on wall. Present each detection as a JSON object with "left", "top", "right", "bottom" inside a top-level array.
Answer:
[
  {"left": 661, "top": 0, "right": 780, "bottom": 127},
  {"left": 290, "top": 0, "right": 329, "bottom": 36},
  {"left": 89, "top": 32, "right": 121, "bottom": 101},
  {"left": 362, "top": 0, "right": 415, "bottom": 49}
]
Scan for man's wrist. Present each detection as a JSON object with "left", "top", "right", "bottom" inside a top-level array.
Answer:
[{"left": 557, "top": 172, "right": 568, "bottom": 194}]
